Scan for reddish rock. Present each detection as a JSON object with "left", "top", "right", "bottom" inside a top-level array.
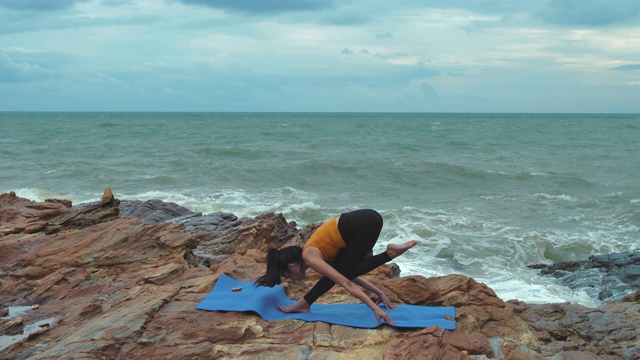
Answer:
[
  {"left": 622, "top": 288, "right": 640, "bottom": 302},
  {"left": 1, "top": 191, "right": 638, "bottom": 360},
  {"left": 383, "top": 327, "right": 469, "bottom": 360},
  {"left": 100, "top": 187, "right": 114, "bottom": 207},
  {"left": 44, "top": 198, "right": 72, "bottom": 208}
]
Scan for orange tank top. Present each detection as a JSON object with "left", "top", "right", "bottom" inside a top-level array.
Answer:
[{"left": 304, "top": 217, "right": 346, "bottom": 261}]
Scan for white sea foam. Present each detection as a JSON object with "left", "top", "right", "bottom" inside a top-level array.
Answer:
[
  {"left": 394, "top": 254, "right": 601, "bottom": 306},
  {"left": 533, "top": 193, "right": 578, "bottom": 202},
  {"left": 11, "top": 188, "right": 72, "bottom": 203}
]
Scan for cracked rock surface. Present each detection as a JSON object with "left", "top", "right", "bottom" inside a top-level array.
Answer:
[{"left": 1, "top": 191, "right": 638, "bottom": 359}]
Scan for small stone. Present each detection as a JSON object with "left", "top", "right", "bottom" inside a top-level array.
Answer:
[{"left": 100, "top": 188, "right": 114, "bottom": 207}]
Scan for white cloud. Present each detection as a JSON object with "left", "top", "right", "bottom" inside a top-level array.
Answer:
[{"left": 0, "top": 0, "right": 638, "bottom": 112}]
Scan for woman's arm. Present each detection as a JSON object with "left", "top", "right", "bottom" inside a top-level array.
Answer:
[
  {"left": 352, "top": 277, "right": 396, "bottom": 310},
  {"left": 352, "top": 276, "right": 381, "bottom": 295},
  {"left": 300, "top": 247, "right": 395, "bottom": 324}
]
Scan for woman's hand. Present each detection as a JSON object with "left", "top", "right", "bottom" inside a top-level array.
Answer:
[
  {"left": 377, "top": 292, "right": 397, "bottom": 310},
  {"left": 374, "top": 306, "right": 396, "bottom": 325}
]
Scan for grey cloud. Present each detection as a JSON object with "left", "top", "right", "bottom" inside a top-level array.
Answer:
[
  {"left": 421, "top": 83, "right": 438, "bottom": 98},
  {"left": 403, "top": 0, "right": 640, "bottom": 27},
  {"left": 0, "top": 52, "right": 50, "bottom": 82},
  {"left": 400, "top": 0, "right": 529, "bottom": 12},
  {"left": 341, "top": 48, "right": 354, "bottom": 55},
  {"left": 342, "top": 63, "right": 438, "bottom": 87},
  {"left": 375, "top": 31, "right": 393, "bottom": 39},
  {"left": 535, "top": 0, "right": 640, "bottom": 26},
  {"left": 400, "top": 0, "right": 541, "bottom": 16},
  {"left": 371, "top": 51, "right": 411, "bottom": 61},
  {"left": 134, "top": 61, "right": 439, "bottom": 99},
  {"left": 0, "top": 0, "right": 87, "bottom": 11},
  {"left": 102, "top": 0, "right": 135, "bottom": 5},
  {"left": 177, "top": 0, "right": 336, "bottom": 14},
  {"left": 322, "top": 13, "right": 370, "bottom": 25},
  {"left": 178, "top": 0, "right": 371, "bottom": 26},
  {"left": 446, "top": 72, "right": 464, "bottom": 77},
  {"left": 0, "top": 12, "right": 164, "bottom": 35},
  {"left": 612, "top": 64, "right": 640, "bottom": 71}
]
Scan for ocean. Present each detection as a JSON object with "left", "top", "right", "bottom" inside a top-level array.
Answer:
[{"left": 2, "top": 112, "right": 639, "bottom": 307}]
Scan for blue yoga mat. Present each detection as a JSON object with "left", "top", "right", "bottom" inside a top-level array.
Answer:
[{"left": 196, "top": 274, "right": 456, "bottom": 329}]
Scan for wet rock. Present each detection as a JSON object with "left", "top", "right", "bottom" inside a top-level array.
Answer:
[
  {"left": 187, "top": 212, "right": 299, "bottom": 268},
  {"left": 0, "top": 317, "right": 24, "bottom": 336},
  {"left": 182, "top": 212, "right": 239, "bottom": 234},
  {"left": 529, "top": 252, "right": 640, "bottom": 302},
  {"left": 119, "top": 199, "right": 201, "bottom": 225}
]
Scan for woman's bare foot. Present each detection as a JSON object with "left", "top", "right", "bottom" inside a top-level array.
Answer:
[
  {"left": 386, "top": 240, "right": 418, "bottom": 259},
  {"left": 278, "top": 298, "right": 310, "bottom": 313}
]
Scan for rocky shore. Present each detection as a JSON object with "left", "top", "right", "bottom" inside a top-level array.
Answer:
[{"left": 1, "top": 190, "right": 638, "bottom": 359}]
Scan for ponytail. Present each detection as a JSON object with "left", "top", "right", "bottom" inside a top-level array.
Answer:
[{"left": 255, "top": 246, "right": 303, "bottom": 287}]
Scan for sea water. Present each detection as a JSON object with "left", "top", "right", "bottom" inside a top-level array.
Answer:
[{"left": 2, "top": 112, "right": 639, "bottom": 307}]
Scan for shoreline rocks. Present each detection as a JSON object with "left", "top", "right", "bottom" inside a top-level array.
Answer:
[
  {"left": 529, "top": 252, "right": 640, "bottom": 303},
  {"left": 1, "top": 191, "right": 638, "bottom": 359}
]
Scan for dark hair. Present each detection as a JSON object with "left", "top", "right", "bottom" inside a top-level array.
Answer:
[{"left": 255, "top": 246, "right": 303, "bottom": 287}]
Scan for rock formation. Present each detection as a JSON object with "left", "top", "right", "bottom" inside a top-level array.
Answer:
[
  {"left": 1, "top": 191, "right": 638, "bottom": 359},
  {"left": 529, "top": 252, "right": 640, "bottom": 303}
]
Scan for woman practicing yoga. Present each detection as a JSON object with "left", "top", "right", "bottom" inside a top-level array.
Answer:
[{"left": 256, "top": 209, "right": 417, "bottom": 325}]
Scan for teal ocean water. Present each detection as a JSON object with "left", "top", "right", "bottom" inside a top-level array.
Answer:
[{"left": 2, "top": 112, "right": 639, "bottom": 306}]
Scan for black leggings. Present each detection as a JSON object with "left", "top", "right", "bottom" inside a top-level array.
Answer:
[{"left": 303, "top": 209, "right": 392, "bottom": 304}]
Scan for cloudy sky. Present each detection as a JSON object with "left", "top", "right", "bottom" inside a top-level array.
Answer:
[{"left": 1, "top": 0, "right": 639, "bottom": 112}]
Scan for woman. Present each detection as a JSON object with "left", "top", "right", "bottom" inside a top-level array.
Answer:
[{"left": 256, "top": 209, "right": 417, "bottom": 325}]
